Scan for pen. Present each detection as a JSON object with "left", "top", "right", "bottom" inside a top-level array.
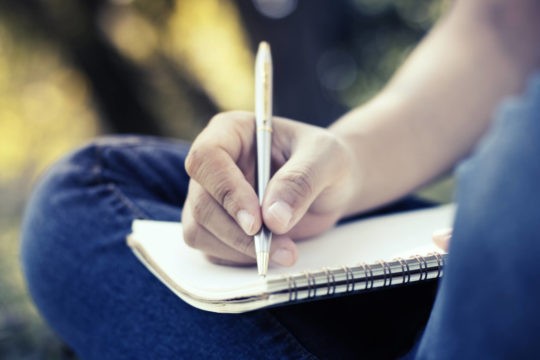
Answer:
[{"left": 254, "top": 41, "right": 273, "bottom": 277}]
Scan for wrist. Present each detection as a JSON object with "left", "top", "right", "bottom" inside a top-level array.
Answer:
[
  {"left": 327, "top": 95, "right": 408, "bottom": 216},
  {"left": 328, "top": 121, "right": 370, "bottom": 218}
]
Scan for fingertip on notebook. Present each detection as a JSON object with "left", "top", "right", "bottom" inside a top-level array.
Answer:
[{"left": 432, "top": 227, "right": 452, "bottom": 251}]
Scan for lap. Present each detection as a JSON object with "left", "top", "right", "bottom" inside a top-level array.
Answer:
[{"left": 21, "top": 135, "right": 437, "bottom": 359}]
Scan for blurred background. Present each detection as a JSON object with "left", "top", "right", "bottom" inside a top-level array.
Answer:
[{"left": 0, "top": 0, "right": 452, "bottom": 358}]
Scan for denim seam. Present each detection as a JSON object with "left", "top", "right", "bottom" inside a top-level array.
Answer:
[{"left": 94, "top": 144, "right": 150, "bottom": 220}]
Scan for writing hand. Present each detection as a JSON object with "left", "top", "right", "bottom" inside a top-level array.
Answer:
[{"left": 182, "top": 111, "right": 356, "bottom": 267}]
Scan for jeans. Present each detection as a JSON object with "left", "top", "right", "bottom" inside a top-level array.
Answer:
[{"left": 20, "top": 74, "right": 540, "bottom": 359}]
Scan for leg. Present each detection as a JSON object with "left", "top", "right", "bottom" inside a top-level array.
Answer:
[
  {"left": 414, "top": 74, "right": 540, "bottom": 358},
  {"left": 21, "top": 135, "right": 438, "bottom": 359},
  {"left": 20, "top": 136, "right": 315, "bottom": 359}
]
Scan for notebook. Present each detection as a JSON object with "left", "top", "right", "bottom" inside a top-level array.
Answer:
[{"left": 127, "top": 204, "right": 455, "bottom": 313}]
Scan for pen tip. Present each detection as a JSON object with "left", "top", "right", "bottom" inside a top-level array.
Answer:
[{"left": 257, "top": 251, "right": 269, "bottom": 277}]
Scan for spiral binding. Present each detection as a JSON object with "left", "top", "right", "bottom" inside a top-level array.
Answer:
[
  {"left": 322, "top": 267, "right": 336, "bottom": 296},
  {"left": 362, "top": 263, "right": 373, "bottom": 290},
  {"left": 281, "top": 253, "right": 446, "bottom": 302},
  {"left": 397, "top": 257, "right": 411, "bottom": 284},
  {"left": 305, "top": 271, "right": 317, "bottom": 298},
  {"left": 287, "top": 275, "right": 298, "bottom": 302},
  {"left": 343, "top": 266, "right": 355, "bottom": 292},
  {"left": 434, "top": 252, "right": 443, "bottom": 278}
]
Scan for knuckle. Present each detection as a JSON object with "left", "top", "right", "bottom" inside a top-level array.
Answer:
[
  {"left": 280, "top": 168, "right": 314, "bottom": 203},
  {"left": 191, "top": 191, "right": 214, "bottom": 221},
  {"left": 208, "top": 112, "right": 228, "bottom": 126},
  {"left": 209, "top": 111, "right": 254, "bottom": 134},
  {"left": 210, "top": 111, "right": 251, "bottom": 123},
  {"left": 186, "top": 148, "right": 240, "bottom": 214},
  {"left": 231, "top": 235, "right": 254, "bottom": 256},
  {"left": 184, "top": 147, "right": 206, "bottom": 178},
  {"left": 213, "top": 177, "right": 237, "bottom": 212}
]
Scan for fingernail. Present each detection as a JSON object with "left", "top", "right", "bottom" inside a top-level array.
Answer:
[
  {"left": 271, "top": 248, "right": 295, "bottom": 266},
  {"left": 237, "top": 210, "right": 255, "bottom": 234},
  {"left": 268, "top": 201, "right": 292, "bottom": 229}
]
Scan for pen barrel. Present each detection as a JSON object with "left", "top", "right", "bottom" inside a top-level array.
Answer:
[
  {"left": 255, "top": 42, "right": 273, "bottom": 204},
  {"left": 255, "top": 59, "right": 272, "bottom": 125},
  {"left": 256, "top": 129, "right": 272, "bottom": 203},
  {"left": 254, "top": 42, "right": 273, "bottom": 276}
]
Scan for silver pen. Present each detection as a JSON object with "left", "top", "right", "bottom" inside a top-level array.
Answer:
[{"left": 254, "top": 41, "right": 273, "bottom": 276}]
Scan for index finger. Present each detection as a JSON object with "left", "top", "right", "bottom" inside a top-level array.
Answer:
[{"left": 185, "top": 112, "right": 262, "bottom": 235}]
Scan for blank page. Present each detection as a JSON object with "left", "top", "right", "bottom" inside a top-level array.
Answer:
[{"left": 128, "top": 204, "right": 455, "bottom": 301}]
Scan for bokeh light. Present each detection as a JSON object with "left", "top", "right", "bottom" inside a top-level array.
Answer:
[
  {"left": 252, "top": 0, "right": 297, "bottom": 19},
  {"left": 166, "top": 0, "right": 254, "bottom": 111}
]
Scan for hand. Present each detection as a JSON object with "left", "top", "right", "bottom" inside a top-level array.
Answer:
[
  {"left": 432, "top": 228, "right": 452, "bottom": 251},
  {"left": 182, "top": 111, "right": 356, "bottom": 267}
]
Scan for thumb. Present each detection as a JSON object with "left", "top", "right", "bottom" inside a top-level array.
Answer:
[{"left": 262, "top": 156, "right": 332, "bottom": 234}]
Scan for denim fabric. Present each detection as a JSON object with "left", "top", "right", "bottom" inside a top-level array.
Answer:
[
  {"left": 21, "top": 135, "right": 438, "bottom": 359},
  {"left": 20, "top": 137, "right": 318, "bottom": 359},
  {"left": 410, "top": 74, "right": 540, "bottom": 359},
  {"left": 21, "top": 73, "right": 540, "bottom": 359}
]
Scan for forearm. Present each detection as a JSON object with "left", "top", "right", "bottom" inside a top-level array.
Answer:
[{"left": 331, "top": 0, "right": 540, "bottom": 215}]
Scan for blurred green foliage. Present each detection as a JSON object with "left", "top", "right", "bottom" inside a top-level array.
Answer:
[{"left": 0, "top": 0, "right": 450, "bottom": 358}]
